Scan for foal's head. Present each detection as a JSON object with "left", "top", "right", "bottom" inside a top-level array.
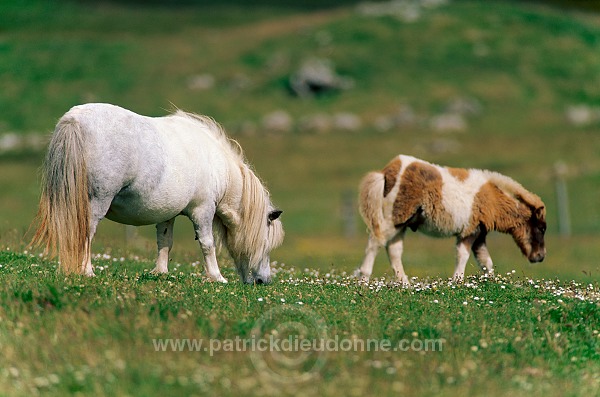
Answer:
[{"left": 512, "top": 204, "right": 546, "bottom": 263}]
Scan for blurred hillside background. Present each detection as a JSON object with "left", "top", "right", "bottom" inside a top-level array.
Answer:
[{"left": 1, "top": 0, "right": 599, "bottom": 281}]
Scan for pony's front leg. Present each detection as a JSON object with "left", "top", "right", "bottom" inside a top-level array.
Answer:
[
  {"left": 386, "top": 230, "right": 409, "bottom": 285},
  {"left": 354, "top": 234, "right": 382, "bottom": 282},
  {"left": 151, "top": 218, "right": 175, "bottom": 274},
  {"left": 452, "top": 235, "right": 477, "bottom": 282},
  {"left": 190, "top": 209, "right": 227, "bottom": 283}
]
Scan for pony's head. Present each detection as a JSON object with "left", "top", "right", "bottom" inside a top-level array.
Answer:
[
  {"left": 224, "top": 166, "right": 284, "bottom": 285},
  {"left": 511, "top": 201, "right": 547, "bottom": 264},
  {"left": 228, "top": 206, "right": 283, "bottom": 285},
  {"left": 249, "top": 208, "right": 283, "bottom": 284}
]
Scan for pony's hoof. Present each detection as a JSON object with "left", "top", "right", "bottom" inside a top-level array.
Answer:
[
  {"left": 150, "top": 267, "right": 168, "bottom": 275},
  {"left": 208, "top": 275, "right": 228, "bottom": 283},
  {"left": 352, "top": 269, "right": 370, "bottom": 282}
]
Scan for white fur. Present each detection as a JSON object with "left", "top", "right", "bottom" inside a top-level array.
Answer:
[
  {"left": 37, "top": 103, "right": 283, "bottom": 283},
  {"left": 440, "top": 169, "right": 488, "bottom": 235}
]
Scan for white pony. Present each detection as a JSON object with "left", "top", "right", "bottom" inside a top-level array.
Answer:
[
  {"left": 355, "top": 155, "right": 546, "bottom": 283},
  {"left": 32, "top": 103, "right": 284, "bottom": 284}
]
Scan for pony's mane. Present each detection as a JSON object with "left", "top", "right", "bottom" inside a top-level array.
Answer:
[
  {"left": 174, "top": 110, "right": 244, "bottom": 164},
  {"left": 230, "top": 166, "right": 284, "bottom": 269},
  {"left": 484, "top": 170, "right": 543, "bottom": 209},
  {"left": 174, "top": 110, "right": 284, "bottom": 272}
]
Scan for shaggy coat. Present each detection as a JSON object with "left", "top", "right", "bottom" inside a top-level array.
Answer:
[
  {"left": 32, "top": 104, "right": 284, "bottom": 284},
  {"left": 356, "top": 155, "right": 546, "bottom": 282}
]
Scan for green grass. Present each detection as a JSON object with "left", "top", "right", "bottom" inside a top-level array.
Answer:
[{"left": 0, "top": 250, "right": 598, "bottom": 396}]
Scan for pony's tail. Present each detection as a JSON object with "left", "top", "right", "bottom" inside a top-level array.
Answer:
[
  {"left": 358, "top": 171, "right": 386, "bottom": 244},
  {"left": 31, "top": 116, "right": 90, "bottom": 274}
]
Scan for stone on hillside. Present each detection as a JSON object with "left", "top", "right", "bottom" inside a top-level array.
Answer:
[
  {"left": 187, "top": 74, "right": 215, "bottom": 90},
  {"left": 333, "top": 112, "right": 362, "bottom": 131},
  {"left": 262, "top": 110, "right": 293, "bottom": 133},
  {"left": 289, "top": 58, "right": 354, "bottom": 98},
  {"left": 566, "top": 105, "right": 600, "bottom": 126},
  {"left": 430, "top": 113, "right": 467, "bottom": 133},
  {"left": 298, "top": 113, "right": 332, "bottom": 133},
  {"left": 445, "top": 96, "right": 482, "bottom": 116}
]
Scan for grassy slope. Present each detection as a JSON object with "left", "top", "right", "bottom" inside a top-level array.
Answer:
[
  {"left": 0, "top": 250, "right": 598, "bottom": 396},
  {"left": 1, "top": 0, "right": 599, "bottom": 280}
]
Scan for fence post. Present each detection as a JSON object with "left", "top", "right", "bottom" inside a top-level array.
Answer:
[{"left": 553, "top": 161, "right": 571, "bottom": 237}]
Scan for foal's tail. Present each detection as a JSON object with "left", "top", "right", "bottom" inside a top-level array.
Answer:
[
  {"left": 31, "top": 116, "right": 90, "bottom": 274},
  {"left": 358, "top": 171, "right": 386, "bottom": 243}
]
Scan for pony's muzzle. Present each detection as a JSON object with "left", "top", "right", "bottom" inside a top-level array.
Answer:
[
  {"left": 243, "top": 268, "right": 272, "bottom": 285},
  {"left": 254, "top": 276, "right": 271, "bottom": 285},
  {"left": 528, "top": 250, "right": 546, "bottom": 263},
  {"left": 245, "top": 275, "right": 271, "bottom": 285}
]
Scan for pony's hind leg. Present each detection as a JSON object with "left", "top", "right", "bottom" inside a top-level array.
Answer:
[
  {"left": 82, "top": 197, "right": 111, "bottom": 276},
  {"left": 472, "top": 233, "right": 494, "bottom": 276},
  {"left": 151, "top": 218, "right": 176, "bottom": 274},
  {"left": 354, "top": 234, "right": 382, "bottom": 282},
  {"left": 386, "top": 230, "right": 410, "bottom": 285},
  {"left": 189, "top": 207, "right": 227, "bottom": 283},
  {"left": 82, "top": 237, "right": 95, "bottom": 276}
]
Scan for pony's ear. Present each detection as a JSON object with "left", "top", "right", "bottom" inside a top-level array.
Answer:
[
  {"left": 535, "top": 206, "right": 545, "bottom": 221},
  {"left": 268, "top": 210, "right": 283, "bottom": 222}
]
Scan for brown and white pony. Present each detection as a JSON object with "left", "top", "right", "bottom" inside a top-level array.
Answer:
[{"left": 355, "top": 155, "right": 546, "bottom": 283}]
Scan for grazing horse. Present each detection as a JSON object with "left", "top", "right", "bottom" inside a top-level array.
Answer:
[
  {"left": 32, "top": 103, "right": 284, "bottom": 284},
  {"left": 355, "top": 155, "right": 546, "bottom": 283}
]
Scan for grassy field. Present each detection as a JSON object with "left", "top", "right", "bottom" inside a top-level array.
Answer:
[
  {"left": 1, "top": 0, "right": 600, "bottom": 395},
  {"left": 1, "top": 250, "right": 598, "bottom": 396}
]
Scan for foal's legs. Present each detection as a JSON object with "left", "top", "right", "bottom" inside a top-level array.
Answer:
[
  {"left": 189, "top": 207, "right": 227, "bottom": 283},
  {"left": 471, "top": 233, "right": 494, "bottom": 276},
  {"left": 452, "top": 234, "right": 478, "bottom": 281},
  {"left": 354, "top": 234, "right": 382, "bottom": 281},
  {"left": 386, "top": 230, "right": 410, "bottom": 284},
  {"left": 151, "top": 218, "right": 176, "bottom": 274}
]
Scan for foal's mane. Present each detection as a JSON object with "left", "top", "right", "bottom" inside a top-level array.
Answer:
[
  {"left": 174, "top": 110, "right": 284, "bottom": 270},
  {"left": 484, "top": 171, "right": 544, "bottom": 210}
]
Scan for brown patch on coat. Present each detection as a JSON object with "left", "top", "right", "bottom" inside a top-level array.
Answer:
[
  {"left": 392, "top": 162, "right": 449, "bottom": 229},
  {"left": 382, "top": 157, "right": 402, "bottom": 197},
  {"left": 447, "top": 167, "right": 469, "bottom": 182},
  {"left": 469, "top": 182, "right": 524, "bottom": 235},
  {"left": 471, "top": 182, "right": 542, "bottom": 233}
]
